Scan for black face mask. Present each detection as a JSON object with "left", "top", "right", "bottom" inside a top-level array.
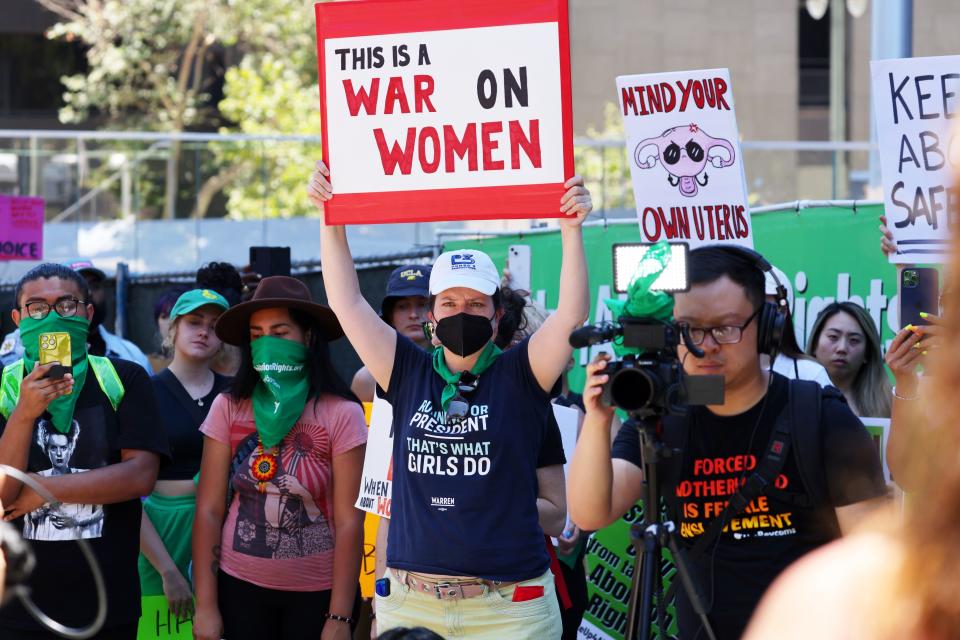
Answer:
[{"left": 434, "top": 312, "right": 494, "bottom": 357}]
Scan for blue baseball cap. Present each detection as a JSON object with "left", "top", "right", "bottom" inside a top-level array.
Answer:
[{"left": 381, "top": 264, "right": 431, "bottom": 316}]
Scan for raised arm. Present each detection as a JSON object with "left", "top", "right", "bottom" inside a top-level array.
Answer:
[
  {"left": 310, "top": 161, "right": 398, "bottom": 391},
  {"left": 528, "top": 176, "right": 592, "bottom": 391}
]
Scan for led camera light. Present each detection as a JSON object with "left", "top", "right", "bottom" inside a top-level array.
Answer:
[{"left": 612, "top": 243, "right": 689, "bottom": 294}]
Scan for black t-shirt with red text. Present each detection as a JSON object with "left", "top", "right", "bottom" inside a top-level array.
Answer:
[{"left": 611, "top": 373, "right": 885, "bottom": 640}]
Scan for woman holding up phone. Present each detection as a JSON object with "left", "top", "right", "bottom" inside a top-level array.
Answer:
[{"left": 879, "top": 215, "right": 947, "bottom": 490}]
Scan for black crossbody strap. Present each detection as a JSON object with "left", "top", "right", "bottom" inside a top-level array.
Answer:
[
  {"left": 687, "top": 390, "right": 793, "bottom": 560},
  {"left": 224, "top": 432, "right": 259, "bottom": 511},
  {"left": 664, "top": 385, "right": 795, "bottom": 604}
]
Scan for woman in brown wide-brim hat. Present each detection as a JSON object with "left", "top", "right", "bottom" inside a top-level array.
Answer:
[{"left": 193, "top": 276, "right": 367, "bottom": 640}]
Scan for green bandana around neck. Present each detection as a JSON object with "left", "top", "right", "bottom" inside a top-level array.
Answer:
[
  {"left": 431, "top": 340, "right": 502, "bottom": 412},
  {"left": 20, "top": 314, "right": 91, "bottom": 433},
  {"left": 250, "top": 335, "right": 310, "bottom": 449}
]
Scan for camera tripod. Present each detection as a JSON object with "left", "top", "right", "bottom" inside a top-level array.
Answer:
[{"left": 624, "top": 416, "right": 716, "bottom": 640}]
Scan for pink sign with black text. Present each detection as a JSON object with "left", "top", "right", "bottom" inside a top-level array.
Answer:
[{"left": 0, "top": 196, "right": 44, "bottom": 261}]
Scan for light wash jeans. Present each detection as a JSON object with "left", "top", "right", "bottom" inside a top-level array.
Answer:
[{"left": 376, "top": 568, "right": 562, "bottom": 639}]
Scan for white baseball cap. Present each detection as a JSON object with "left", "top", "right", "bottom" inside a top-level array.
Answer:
[
  {"left": 764, "top": 266, "right": 789, "bottom": 296},
  {"left": 429, "top": 250, "right": 500, "bottom": 296}
]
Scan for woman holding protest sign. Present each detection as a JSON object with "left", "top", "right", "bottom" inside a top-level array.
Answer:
[
  {"left": 310, "top": 159, "right": 591, "bottom": 639},
  {"left": 807, "top": 302, "right": 892, "bottom": 417},
  {"left": 138, "top": 289, "right": 231, "bottom": 622},
  {"left": 192, "top": 276, "right": 367, "bottom": 640}
]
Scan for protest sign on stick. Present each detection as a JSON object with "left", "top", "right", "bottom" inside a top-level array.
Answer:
[
  {"left": 315, "top": 0, "right": 573, "bottom": 225},
  {"left": 871, "top": 55, "right": 960, "bottom": 264},
  {"left": 617, "top": 69, "right": 752, "bottom": 249}
]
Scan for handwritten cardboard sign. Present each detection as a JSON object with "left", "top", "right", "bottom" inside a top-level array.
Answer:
[
  {"left": 617, "top": 68, "right": 752, "bottom": 249},
  {"left": 315, "top": 0, "right": 573, "bottom": 224},
  {"left": 355, "top": 397, "right": 394, "bottom": 518},
  {"left": 0, "top": 196, "right": 43, "bottom": 261},
  {"left": 871, "top": 55, "right": 960, "bottom": 264},
  {"left": 137, "top": 596, "right": 192, "bottom": 640}
]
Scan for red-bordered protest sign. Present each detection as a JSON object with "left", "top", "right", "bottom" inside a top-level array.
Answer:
[{"left": 315, "top": 0, "right": 573, "bottom": 225}]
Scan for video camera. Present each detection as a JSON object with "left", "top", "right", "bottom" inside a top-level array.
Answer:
[{"left": 569, "top": 243, "right": 724, "bottom": 418}]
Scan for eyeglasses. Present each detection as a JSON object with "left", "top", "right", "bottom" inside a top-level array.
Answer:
[
  {"left": 679, "top": 307, "right": 761, "bottom": 346},
  {"left": 445, "top": 372, "right": 479, "bottom": 425},
  {"left": 21, "top": 298, "right": 87, "bottom": 321}
]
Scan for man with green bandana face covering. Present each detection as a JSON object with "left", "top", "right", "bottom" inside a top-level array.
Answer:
[
  {"left": 0, "top": 263, "right": 170, "bottom": 640},
  {"left": 0, "top": 259, "right": 153, "bottom": 373}
]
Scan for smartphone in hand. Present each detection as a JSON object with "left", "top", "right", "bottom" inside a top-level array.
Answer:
[
  {"left": 899, "top": 268, "right": 939, "bottom": 328},
  {"left": 39, "top": 332, "right": 71, "bottom": 379}
]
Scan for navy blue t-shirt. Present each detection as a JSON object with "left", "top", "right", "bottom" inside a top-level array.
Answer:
[{"left": 384, "top": 334, "right": 552, "bottom": 581}]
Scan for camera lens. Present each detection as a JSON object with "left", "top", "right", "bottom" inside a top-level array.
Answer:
[{"left": 608, "top": 367, "right": 657, "bottom": 412}]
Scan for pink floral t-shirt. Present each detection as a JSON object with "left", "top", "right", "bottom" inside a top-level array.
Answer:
[{"left": 201, "top": 393, "right": 367, "bottom": 591}]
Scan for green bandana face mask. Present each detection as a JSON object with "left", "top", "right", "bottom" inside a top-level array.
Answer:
[
  {"left": 431, "top": 340, "right": 501, "bottom": 412},
  {"left": 250, "top": 335, "right": 310, "bottom": 449},
  {"left": 20, "top": 314, "right": 91, "bottom": 433}
]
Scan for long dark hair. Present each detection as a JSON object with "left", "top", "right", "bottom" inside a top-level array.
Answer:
[
  {"left": 806, "top": 301, "right": 891, "bottom": 417},
  {"left": 494, "top": 286, "right": 530, "bottom": 348},
  {"left": 230, "top": 308, "right": 359, "bottom": 406}
]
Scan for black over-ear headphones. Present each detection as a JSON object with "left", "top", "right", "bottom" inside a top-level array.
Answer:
[{"left": 715, "top": 246, "right": 788, "bottom": 358}]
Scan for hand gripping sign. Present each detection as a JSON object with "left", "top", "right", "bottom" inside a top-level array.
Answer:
[
  {"left": 314, "top": 0, "right": 574, "bottom": 225},
  {"left": 617, "top": 69, "right": 753, "bottom": 249},
  {"left": 871, "top": 55, "right": 960, "bottom": 264}
]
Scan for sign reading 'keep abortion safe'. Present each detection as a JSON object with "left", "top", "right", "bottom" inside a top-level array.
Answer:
[{"left": 872, "top": 55, "right": 960, "bottom": 264}]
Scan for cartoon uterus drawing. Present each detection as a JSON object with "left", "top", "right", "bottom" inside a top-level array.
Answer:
[{"left": 633, "top": 124, "right": 735, "bottom": 197}]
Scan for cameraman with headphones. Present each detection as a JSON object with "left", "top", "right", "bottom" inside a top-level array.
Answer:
[{"left": 568, "top": 246, "right": 887, "bottom": 640}]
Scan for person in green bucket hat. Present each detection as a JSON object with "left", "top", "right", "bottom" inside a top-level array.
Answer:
[
  {"left": 137, "top": 288, "right": 231, "bottom": 623},
  {"left": 192, "top": 276, "right": 367, "bottom": 640},
  {"left": 0, "top": 263, "right": 170, "bottom": 639}
]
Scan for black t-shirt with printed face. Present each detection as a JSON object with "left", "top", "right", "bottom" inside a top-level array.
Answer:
[
  {"left": 611, "top": 373, "right": 886, "bottom": 640},
  {"left": 0, "top": 358, "right": 169, "bottom": 631}
]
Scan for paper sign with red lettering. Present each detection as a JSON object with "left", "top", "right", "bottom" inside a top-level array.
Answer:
[
  {"left": 871, "top": 55, "right": 960, "bottom": 264},
  {"left": 355, "top": 397, "right": 394, "bottom": 518},
  {"left": 315, "top": 0, "right": 573, "bottom": 224},
  {"left": 0, "top": 196, "right": 43, "bottom": 261},
  {"left": 617, "top": 69, "right": 752, "bottom": 249}
]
